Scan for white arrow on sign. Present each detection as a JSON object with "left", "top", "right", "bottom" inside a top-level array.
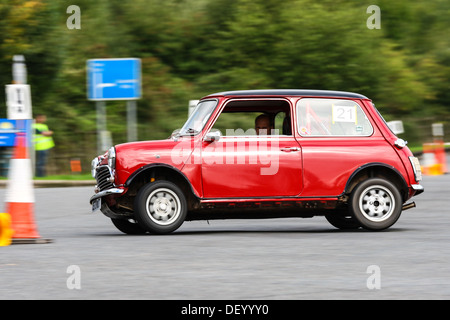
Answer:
[{"left": 5, "top": 84, "right": 32, "bottom": 120}]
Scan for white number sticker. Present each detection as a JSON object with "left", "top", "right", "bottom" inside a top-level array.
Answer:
[{"left": 332, "top": 105, "right": 357, "bottom": 124}]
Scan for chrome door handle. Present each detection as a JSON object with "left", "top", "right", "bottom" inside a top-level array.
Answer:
[{"left": 280, "top": 147, "right": 300, "bottom": 152}]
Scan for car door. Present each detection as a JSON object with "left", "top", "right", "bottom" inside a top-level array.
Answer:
[{"left": 200, "top": 101, "right": 303, "bottom": 199}]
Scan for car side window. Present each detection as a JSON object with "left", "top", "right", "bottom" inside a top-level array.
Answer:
[
  {"left": 212, "top": 111, "right": 261, "bottom": 136},
  {"left": 210, "top": 100, "right": 292, "bottom": 136},
  {"left": 296, "top": 98, "right": 373, "bottom": 136}
]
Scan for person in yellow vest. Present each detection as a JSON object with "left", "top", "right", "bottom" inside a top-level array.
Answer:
[{"left": 33, "top": 114, "right": 55, "bottom": 177}]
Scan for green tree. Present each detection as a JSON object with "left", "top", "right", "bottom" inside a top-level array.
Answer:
[{"left": 0, "top": 0, "right": 448, "bottom": 173}]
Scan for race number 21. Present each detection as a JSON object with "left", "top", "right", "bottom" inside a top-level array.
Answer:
[{"left": 332, "top": 105, "right": 357, "bottom": 124}]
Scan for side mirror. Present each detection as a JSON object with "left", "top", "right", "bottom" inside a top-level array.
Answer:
[
  {"left": 170, "top": 129, "right": 180, "bottom": 138},
  {"left": 204, "top": 131, "right": 221, "bottom": 142}
]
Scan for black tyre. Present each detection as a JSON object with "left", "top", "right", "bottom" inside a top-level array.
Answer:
[
  {"left": 325, "top": 210, "right": 361, "bottom": 230},
  {"left": 349, "top": 178, "right": 402, "bottom": 231},
  {"left": 134, "top": 181, "right": 187, "bottom": 234},
  {"left": 111, "top": 218, "right": 147, "bottom": 235}
]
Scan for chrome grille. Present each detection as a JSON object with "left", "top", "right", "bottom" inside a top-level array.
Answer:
[{"left": 95, "top": 165, "right": 114, "bottom": 191}]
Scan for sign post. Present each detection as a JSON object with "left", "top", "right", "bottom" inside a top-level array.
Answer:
[
  {"left": 12, "top": 55, "right": 27, "bottom": 85},
  {"left": 5, "top": 84, "right": 32, "bottom": 120},
  {"left": 188, "top": 100, "right": 199, "bottom": 117},
  {"left": 87, "top": 58, "right": 141, "bottom": 153},
  {"left": 5, "top": 55, "right": 34, "bottom": 175},
  {"left": 127, "top": 100, "right": 137, "bottom": 142},
  {"left": 5, "top": 79, "right": 34, "bottom": 172}
]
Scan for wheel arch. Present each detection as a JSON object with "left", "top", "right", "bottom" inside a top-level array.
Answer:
[
  {"left": 125, "top": 164, "right": 200, "bottom": 210},
  {"left": 344, "top": 163, "right": 409, "bottom": 202}
]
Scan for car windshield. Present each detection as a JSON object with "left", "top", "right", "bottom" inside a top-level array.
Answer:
[{"left": 178, "top": 99, "right": 217, "bottom": 136}]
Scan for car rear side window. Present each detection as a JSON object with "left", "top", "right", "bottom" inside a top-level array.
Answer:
[{"left": 296, "top": 98, "right": 373, "bottom": 137}]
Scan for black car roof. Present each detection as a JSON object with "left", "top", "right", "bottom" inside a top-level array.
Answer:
[{"left": 204, "top": 89, "right": 368, "bottom": 100}]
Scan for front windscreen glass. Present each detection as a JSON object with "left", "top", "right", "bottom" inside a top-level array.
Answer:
[{"left": 179, "top": 99, "right": 218, "bottom": 136}]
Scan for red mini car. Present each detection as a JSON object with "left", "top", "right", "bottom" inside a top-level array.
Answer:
[{"left": 90, "top": 89, "right": 424, "bottom": 234}]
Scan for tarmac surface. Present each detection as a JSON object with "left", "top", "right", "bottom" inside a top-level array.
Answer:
[{"left": 0, "top": 154, "right": 448, "bottom": 300}]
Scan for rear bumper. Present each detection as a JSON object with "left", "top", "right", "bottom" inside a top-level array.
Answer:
[{"left": 411, "top": 184, "right": 424, "bottom": 196}]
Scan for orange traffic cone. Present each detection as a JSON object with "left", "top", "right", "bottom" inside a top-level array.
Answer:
[
  {"left": 0, "top": 212, "right": 13, "bottom": 246},
  {"left": 434, "top": 140, "right": 448, "bottom": 174},
  {"left": 421, "top": 143, "right": 443, "bottom": 176},
  {"left": 4, "top": 132, "right": 51, "bottom": 244}
]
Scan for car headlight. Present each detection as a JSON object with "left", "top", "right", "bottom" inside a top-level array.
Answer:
[
  {"left": 91, "top": 157, "right": 100, "bottom": 178},
  {"left": 409, "top": 156, "right": 422, "bottom": 182},
  {"left": 107, "top": 147, "right": 116, "bottom": 169}
]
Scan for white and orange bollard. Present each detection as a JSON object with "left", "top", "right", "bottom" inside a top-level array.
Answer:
[
  {"left": 4, "top": 131, "right": 51, "bottom": 244},
  {"left": 421, "top": 142, "right": 448, "bottom": 176},
  {"left": 433, "top": 140, "right": 448, "bottom": 174},
  {"left": 421, "top": 143, "right": 442, "bottom": 175}
]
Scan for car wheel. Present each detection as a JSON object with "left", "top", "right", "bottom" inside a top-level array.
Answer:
[
  {"left": 134, "top": 181, "right": 187, "bottom": 234},
  {"left": 349, "top": 178, "right": 402, "bottom": 231},
  {"left": 111, "top": 218, "right": 148, "bottom": 235}
]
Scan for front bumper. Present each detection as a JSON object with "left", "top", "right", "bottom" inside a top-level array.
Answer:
[{"left": 89, "top": 188, "right": 125, "bottom": 204}]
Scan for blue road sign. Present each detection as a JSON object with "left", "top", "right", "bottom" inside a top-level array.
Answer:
[
  {"left": 87, "top": 58, "right": 141, "bottom": 100},
  {"left": 0, "top": 119, "right": 32, "bottom": 147}
]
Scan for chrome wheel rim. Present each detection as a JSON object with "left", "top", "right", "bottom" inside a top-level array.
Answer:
[
  {"left": 359, "top": 185, "right": 395, "bottom": 222},
  {"left": 145, "top": 188, "right": 181, "bottom": 225}
]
